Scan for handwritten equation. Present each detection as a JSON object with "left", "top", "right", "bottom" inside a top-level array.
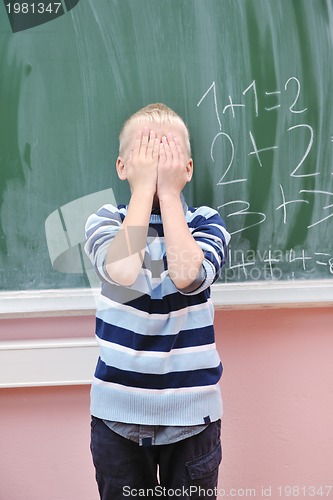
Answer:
[
  {"left": 197, "top": 77, "right": 333, "bottom": 280},
  {"left": 221, "top": 247, "right": 333, "bottom": 282}
]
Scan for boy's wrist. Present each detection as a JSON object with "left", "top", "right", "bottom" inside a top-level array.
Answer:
[
  {"left": 131, "top": 187, "right": 156, "bottom": 200},
  {"left": 158, "top": 191, "right": 181, "bottom": 205}
]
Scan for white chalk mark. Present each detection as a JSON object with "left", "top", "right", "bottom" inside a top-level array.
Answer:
[
  {"left": 242, "top": 80, "right": 259, "bottom": 117},
  {"left": 288, "top": 249, "right": 312, "bottom": 271},
  {"left": 197, "top": 82, "right": 222, "bottom": 130},
  {"left": 265, "top": 90, "right": 281, "bottom": 111},
  {"left": 288, "top": 124, "right": 318, "bottom": 177},
  {"left": 211, "top": 132, "right": 246, "bottom": 185},
  {"left": 299, "top": 190, "right": 333, "bottom": 228},
  {"left": 263, "top": 250, "right": 281, "bottom": 278},
  {"left": 218, "top": 200, "right": 266, "bottom": 235},
  {"left": 248, "top": 131, "right": 278, "bottom": 167},
  {"left": 315, "top": 253, "right": 330, "bottom": 267},
  {"left": 222, "top": 96, "right": 245, "bottom": 118},
  {"left": 276, "top": 184, "right": 309, "bottom": 224},
  {"left": 285, "top": 77, "right": 307, "bottom": 113}
]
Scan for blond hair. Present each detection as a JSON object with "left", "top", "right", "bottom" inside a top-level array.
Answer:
[{"left": 119, "top": 103, "right": 191, "bottom": 157}]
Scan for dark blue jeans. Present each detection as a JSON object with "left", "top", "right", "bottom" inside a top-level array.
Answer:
[{"left": 90, "top": 417, "right": 222, "bottom": 500}]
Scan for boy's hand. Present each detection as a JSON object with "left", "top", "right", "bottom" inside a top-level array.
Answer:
[
  {"left": 157, "top": 133, "right": 189, "bottom": 199},
  {"left": 126, "top": 127, "right": 159, "bottom": 195}
]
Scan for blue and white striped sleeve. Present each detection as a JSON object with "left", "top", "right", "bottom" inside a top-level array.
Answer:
[
  {"left": 84, "top": 204, "right": 123, "bottom": 284},
  {"left": 180, "top": 206, "right": 231, "bottom": 295}
]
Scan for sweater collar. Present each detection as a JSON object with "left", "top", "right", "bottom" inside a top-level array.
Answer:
[{"left": 149, "top": 193, "right": 188, "bottom": 222}]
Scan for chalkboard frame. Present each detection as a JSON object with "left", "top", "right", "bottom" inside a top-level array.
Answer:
[{"left": 1, "top": 280, "right": 333, "bottom": 319}]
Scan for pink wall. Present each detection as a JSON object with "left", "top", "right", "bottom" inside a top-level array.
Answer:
[
  {"left": 1, "top": 307, "right": 333, "bottom": 499},
  {"left": 216, "top": 308, "right": 333, "bottom": 496},
  {"left": 0, "top": 385, "right": 97, "bottom": 500}
]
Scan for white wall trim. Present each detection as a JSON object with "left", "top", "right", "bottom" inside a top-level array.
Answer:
[
  {"left": 211, "top": 279, "right": 333, "bottom": 309},
  {"left": 1, "top": 280, "right": 333, "bottom": 319},
  {"left": 0, "top": 338, "right": 98, "bottom": 388},
  {"left": 0, "top": 288, "right": 98, "bottom": 319},
  {"left": 1, "top": 281, "right": 333, "bottom": 388}
]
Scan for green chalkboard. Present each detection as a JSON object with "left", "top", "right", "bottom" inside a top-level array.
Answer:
[{"left": 1, "top": 0, "right": 333, "bottom": 291}]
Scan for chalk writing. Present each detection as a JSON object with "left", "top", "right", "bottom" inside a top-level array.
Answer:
[
  {"left": 197, "top": 76, "right": 307, "bottom": 120},
  {"left": 299, "top": 190, "right": 333, "bottom": 228},
  {"left": 223, "top": 96, "right": 245, "bottom": 118},
  {"left": 276, "top": 184, "right": 309, "bottom": 224},
  {"left": 242, "top": 80, "right": 259, "bottom": 117},
  {"left": 288, "top": 124, "right": 317, "bottom": 177},
  {"left": 217, "top": 201, "right": 266, "bottom": 235},
  {"left": 211, "top": 132, "right": 247, "bottom": 185},
  {"left": 197, "top": 76, "right": 332, "bottom": 280},
  {"left": 264, "top": 90, "right": 281, "bottom": 112},
  {"left": 197, "top": 81, "right": 222, "bottom": 130},
  {"left": 248, "top": 131, "right": 278, "bottom": 167},
  {"left": 285, "top": 77, "right": 308, "bottom": 114},
  {"left": 222, "top": 247, "right": 333, "bottom": 282}
]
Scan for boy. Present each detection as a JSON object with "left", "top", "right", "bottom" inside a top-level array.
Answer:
[{"left": 84, "top": 103, "right": 230, "bottom": 499}]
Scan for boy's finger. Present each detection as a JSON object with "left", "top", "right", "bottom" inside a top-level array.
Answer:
[
  {"left": 140, "top": 127, "right": 150, "bottom": 155},
  {"left": 152, "top": 138, "right": 160, "bottom": 162},
  {"left": 133, "top": 131, "right": 143, "bottom": 156},
  {"left": 162, "top": 136, "right": 172, "bottom": 164},
  {"left": 167, "top": 133, "right": 178, "bottom": 160},
  {"left": 159, "top": 141, "right": 166, "bottom": 163},
  {"left": 147, "top": 129, "right": 156, "bottom": 158}
]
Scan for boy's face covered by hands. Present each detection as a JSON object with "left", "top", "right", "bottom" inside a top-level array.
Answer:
[{"left": 116, "top": 122, "right": 193, "bottom": 207}]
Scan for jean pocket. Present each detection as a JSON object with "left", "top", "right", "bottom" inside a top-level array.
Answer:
[{"left": 186, "top": 441, "right": 222, "bottom": 480}]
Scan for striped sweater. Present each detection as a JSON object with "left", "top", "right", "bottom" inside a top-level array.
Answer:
[{"left": 84, "top": 196, "right": 230, "bottom": 426}]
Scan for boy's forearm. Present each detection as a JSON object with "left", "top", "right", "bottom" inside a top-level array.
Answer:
[
  {"left": 105, "top": 190, "right": 154, "bottom": 286},
  {"left": 159, "top": 193, "right": 204, "bottom": 290}
]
